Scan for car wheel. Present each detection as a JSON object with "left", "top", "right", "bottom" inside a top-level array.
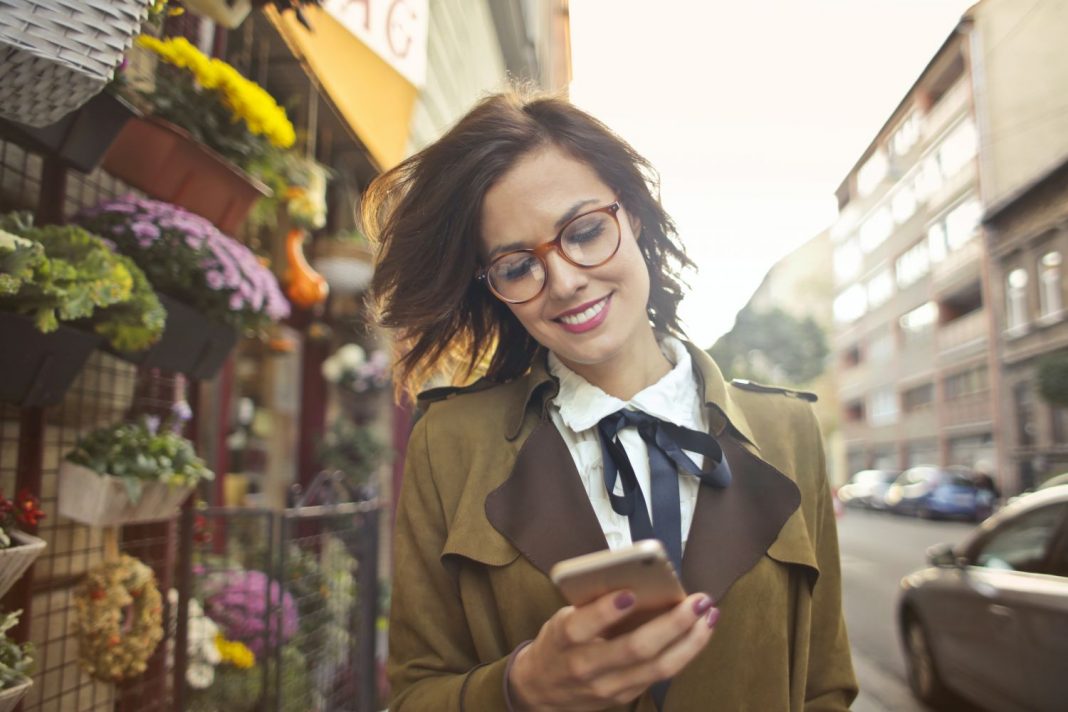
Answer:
[{"left": 904, "top": 614, "right": 951, "bottom": 708}]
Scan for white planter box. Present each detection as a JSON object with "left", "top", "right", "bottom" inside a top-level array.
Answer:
[
  {"left": 59, "top": 461, "right": 192, "bottom": 527},
  {"left": 0, "top": 531, "right": 46, "bottom": 598},
  {"left": 182, "top": 0, "right": 253, "bottom": 28},
  {"left": 0, "top": 678, "right": 32, "bottom": 712}
]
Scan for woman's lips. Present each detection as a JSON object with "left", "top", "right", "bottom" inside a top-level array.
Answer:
[{"left": 555, "top": 294, "right": 611, "bottom": 334}]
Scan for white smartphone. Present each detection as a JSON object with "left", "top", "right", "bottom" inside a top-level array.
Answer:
[{"left": 549, "top": 540, "right": 687, "bottom": 637}]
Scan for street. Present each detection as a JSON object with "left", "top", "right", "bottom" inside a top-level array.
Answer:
[{"left": 836, "top": 508, "right": 976, "bottom": 712}]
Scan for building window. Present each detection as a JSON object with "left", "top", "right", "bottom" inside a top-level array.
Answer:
[
  {"left": 914, "top": 156, "right": 944, "bottom": 203},
  {"left": 896, "top": 239, "right": 931, "bottom": 289},
  {"left": 833, "top": 239, "right": 862, "bottom": 282},
  {"left": 944, "top": 197, "right": 982, "bottom": 251},
  {"left": 845, "top": 399, "right": 866, "bottom": 424},
  {"left": 859, "top": 206, "right": 893, "bottom": 253},
  {"left": 834, "top": 283, "right": 868, "bottom": 324},
  {"left": 891, "top": 113, "right": 921, "bottom": 156},
  {"left": 927, "top": 222, "right": 948, "bottom": 264},
  {"left": 936, "top": 117, "right": 978, "bottom": 178},
  {"left": 1039, "top": 251, "right": 1063, "bottom": 318},
  {"left": 857, "top": 150, "right": 889, "bottom": 197},
  {"left": 903, "top": 383, "right": 935, "bottom": 413},
  {"left": 891, "top": 185, "right": 917, "bottom": 225},
  {"left": 944, "top": 365, "right": 988, "bottom": 401},
  {"left": 868, "top": 387, "right": 899, "bottom": 427},
  {"left": 1006, "top": 267, "right": 1030, "bottom": 332},
  {"left": 866, "top": 268, "right": 894, "bottom": 309},
  {"left": 1014, "top": 382, "right": 1036, "bottom": 447},
  {"left": 841, "top": 344, "right": 862, "bottom": 369},
  {"left": 900, "top": 301, "right": 938, "bottom": 339}
]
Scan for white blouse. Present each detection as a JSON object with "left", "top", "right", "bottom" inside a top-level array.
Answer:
[{"left": 547, "top": 336, "right": 708, "bottom": 553}]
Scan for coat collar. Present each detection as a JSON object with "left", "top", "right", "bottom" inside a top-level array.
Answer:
[
  {"left": 505, "top": 341, "right": 757, "bottom": 447},
  {"left": 486, "top": 340, "right": 808, "bottom": 603}
]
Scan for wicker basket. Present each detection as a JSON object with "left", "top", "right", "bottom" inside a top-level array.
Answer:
[
  {"left": 0, "top": 0, "right": 150, "bottom": 127},
  {"left": 0, "top": 531, "right": 46, "bottom": 598},
  {"left": 58, "top": 461, "right": 191, "bottom": 526},
  {"left": 0, "top": 678, "right": 32, "bottom": 712}
]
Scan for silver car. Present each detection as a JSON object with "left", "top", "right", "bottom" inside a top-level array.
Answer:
[{"left": 897, "top": 484, "right": 1068, "bottom": 711}]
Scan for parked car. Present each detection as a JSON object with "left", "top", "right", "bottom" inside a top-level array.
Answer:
[
  {"left": 837, "top": 469, "right": 900, "bottom": 510},
  {"left": 897, "top": 484, "right": 1068, "bottom": 711},
  {"left": 884, "top": 465, "right": 997, "bottom": 521}
]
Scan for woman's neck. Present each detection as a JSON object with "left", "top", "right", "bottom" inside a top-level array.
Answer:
[{"left": 557, "top": 328, "right": 673, "bottom": 401}]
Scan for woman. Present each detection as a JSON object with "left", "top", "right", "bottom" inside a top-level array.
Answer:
[{"left": 365, "top": 90, "right": 857, "bottom": 711}]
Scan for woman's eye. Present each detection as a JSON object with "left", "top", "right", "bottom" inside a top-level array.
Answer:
[
  {"left": 566, "top": 223, "right": 604, "bottom": 245},
  {"left": 499, "top": 256, "right": 537, "bottom": 281}
]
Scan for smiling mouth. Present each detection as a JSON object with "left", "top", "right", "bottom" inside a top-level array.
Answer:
[{"left": 555, "top": 294, "right": 610, "bottom": 326}]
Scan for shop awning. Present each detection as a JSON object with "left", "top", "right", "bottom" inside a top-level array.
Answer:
[{"left": 266, "top": 5, "right": 417, "bottom": 170}]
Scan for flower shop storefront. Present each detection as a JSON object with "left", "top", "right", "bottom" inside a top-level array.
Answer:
[{"left": 0, "top": 3, "right": 401, "bottom": 711}]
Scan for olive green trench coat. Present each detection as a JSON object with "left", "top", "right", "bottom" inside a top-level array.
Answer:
[{"left": 388, "top": 343, "right": 858, "bottom": 711}]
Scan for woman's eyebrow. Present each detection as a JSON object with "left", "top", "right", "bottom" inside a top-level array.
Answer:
[{"left": 487, "top": 198, "right": 602, "bottom": 260}]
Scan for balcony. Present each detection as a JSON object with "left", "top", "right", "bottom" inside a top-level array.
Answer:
[
  {"left": 937, "top": 308, "right": 989, "bottom": 359},
  {"left": 922, "top": 79, "right": 970, "bottom": 143},
  {"left": 932, "top": 238, "right": 981, "bottom": 288},
  {"left": 943, "top": 391, "right": 994, "bottom": 429}
]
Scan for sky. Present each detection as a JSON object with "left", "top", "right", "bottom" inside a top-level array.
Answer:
[{"left": 568, "top": 0, "right": 977, "bottom": 348}]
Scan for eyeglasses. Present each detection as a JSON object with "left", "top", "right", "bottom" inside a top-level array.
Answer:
[{"left": 477, "top": 202, "right": 622, "bottom": 304}]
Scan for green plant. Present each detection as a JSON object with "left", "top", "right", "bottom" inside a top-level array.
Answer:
[
  {"left": 0, "top": 213, "right": 165, "bottom": 352},
  {"left": 65, "top": 411, "right": 214, "bottom": 504},
  {"left": 246, "top": 147, "right": 331, "bottom": 231},
  {"left": 1037, "top": 350, "right": 1068, "bottom": 407},
  {"left": 315, "top": 416, "right": 385, "bottom": 489},
  {"left": 0, "top": 610, "right": 33, "bottom": 690}
]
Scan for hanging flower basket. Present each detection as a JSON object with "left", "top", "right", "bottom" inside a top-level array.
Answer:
[
  {"left": 0, "top": 312, "right": 101, "bottom": 408},
  {"left": 0, "top": 90, "right": 139, "bottom": 174},
  {"left": 0, "top": 0, "right": 149, "bottom": 127},
  {"left": 0, "top": 531, "right": 46, "bottom": 598},
  {"left": 102, "top": 116, "right": 271, "bottom": 235},
  {"left": 106, "top": 294, "right": 238, "bottom": 380},
  {"left": 182, "top": 0, "right": 253, "bottom": 28},
  {"left": 311, "top": 238, "right": 375, "bottom": 296},
  {"left": 0, "top": 678, "right": 33, "bottom": 712},
  {"left": 58, "top": 461, "right": 192, "bottom": 526}
]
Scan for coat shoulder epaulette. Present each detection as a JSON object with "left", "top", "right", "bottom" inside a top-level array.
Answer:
[
  {"left": 416, "top": 377, "right": 497, "bottom": 406},
  {"left": 730, "top": 379, "right": 818, "bottom": 403}
]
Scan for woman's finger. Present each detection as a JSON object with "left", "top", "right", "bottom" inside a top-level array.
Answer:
[
  {"left": 590, "top": 593, "right": 715, "bottom": 671},
  {"left": 555, "top": 589, "right": 639, "bottom": 646}
]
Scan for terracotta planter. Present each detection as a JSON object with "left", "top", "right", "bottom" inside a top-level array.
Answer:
[
  {"left": 0, "top": 91, "right": 138, "bottom": 174},
  {"left": 58, "top": 461, "right": 192, "bottom": 527},
  {"left": 0, "top": 678, "right": 32, "bottom": 712},
  {"left": 105, "top": 294, "right": 238, "bottom": 380},
  {"left": 0, "top": 313, "right": 101, "bottom": 407},
  {"left": 102, "top": 116, "right": 271, "bottom": 235},
  {"left": 0, "top": 531, "right": 46, "bottom": 598}
]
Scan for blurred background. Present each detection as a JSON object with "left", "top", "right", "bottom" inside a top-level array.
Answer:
[{"left": 0, "top": 1, "right": 1065, "bottom": 711}]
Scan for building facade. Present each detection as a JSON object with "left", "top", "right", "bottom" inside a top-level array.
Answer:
[
  {"left": 974, "top": 0, "right": 1068, "bottom": 492},
  {"left": 830, "top": 19, "right": 1000, "bottom": 481}
]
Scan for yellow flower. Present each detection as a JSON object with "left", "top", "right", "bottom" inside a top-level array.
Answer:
[
  {"left": 214, "top": 633, "right": 256, "bottom": 670},
  {"left": 136, "top": 36, "right": 295, "bottom": 149}
]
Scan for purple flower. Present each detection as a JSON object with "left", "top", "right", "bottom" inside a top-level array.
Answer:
[
  {"left": 203, "top": 570, "right": 298, "bottom": 656},
  {"left": 130, "top": 221, "right": 161, "bottom": 241}
]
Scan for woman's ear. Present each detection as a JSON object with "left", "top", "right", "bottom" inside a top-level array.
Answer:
[{"left": 629, "top": 212, "right": 642, "bottom": 239}]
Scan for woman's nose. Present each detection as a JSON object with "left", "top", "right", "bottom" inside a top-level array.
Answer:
[{"left": 544, "top": 249, "right": 588, "bottom": 299}]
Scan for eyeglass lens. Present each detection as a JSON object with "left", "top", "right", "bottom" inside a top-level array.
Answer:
[{"left": 487, "top": 210, "right": 620, "bottom": 302}]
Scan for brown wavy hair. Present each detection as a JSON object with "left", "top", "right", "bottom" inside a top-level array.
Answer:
[{"left": 362, "top": 89, "right": 695, "bottom": 399}]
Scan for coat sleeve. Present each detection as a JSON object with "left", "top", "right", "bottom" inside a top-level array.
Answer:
[
  {"left": 388, "top": 414, "right": 514, "bottom": 711},
  {"left": 804, "top": 411, "right": 859, "bottom": 711}
]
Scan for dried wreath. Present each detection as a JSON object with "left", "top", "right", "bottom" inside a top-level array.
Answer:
[{"left": 73, "top": 554, "right": 164, "bottom": 682}]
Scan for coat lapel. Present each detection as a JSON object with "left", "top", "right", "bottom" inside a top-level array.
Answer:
[{"left": 485, "top": 417, "right": 609, "bottom": 578}]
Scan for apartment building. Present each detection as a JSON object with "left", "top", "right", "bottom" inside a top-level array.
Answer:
[{"left": 831, "top": 19, "right": 1000, "bottom": 481}]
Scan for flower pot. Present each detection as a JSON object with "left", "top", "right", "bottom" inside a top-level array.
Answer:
[
  {"left": 102, "top": 116, "right": 271, "bottom": 235},
  {"left": 182, "top": 0, "right": 253, "bottom": 28},
  {"left": 311, "top": 239, "right": 375, "bottom": 296},
  {"left": 0, "top": 91, "right": 139, "bottom": 173},
  {"left": 0, "top": 531, "right": 46, "bottom": 598},
  {"left": 0, "top": 312, "right": 102, "bottom": 407},
  {"left": 0, "top": 677, "right": 32, "bottom": 712},
  {"left": 104, "top": 294, "right": 238, "bottom": 380},
  {"left": 58, "top": 461, "right": 192, "bottom": 527}
]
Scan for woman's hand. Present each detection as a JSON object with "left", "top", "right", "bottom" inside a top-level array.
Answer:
[{"left": 507, "top": 590, "right": 719, "bottom": 711}]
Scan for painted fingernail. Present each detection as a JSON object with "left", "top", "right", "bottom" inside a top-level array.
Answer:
[
  {"left": 615, "top": 591, "right": 636, "bottom": 610},
  {"left": 706, "top": 607, "right": 720, "bottom": 628},
  {"left": 692, "top": 596, "right": 714, "bottom": 616}
]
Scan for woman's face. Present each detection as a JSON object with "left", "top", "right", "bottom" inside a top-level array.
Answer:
[{"left": 479, "top": 145, "right": 653, "bottom": 373}]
